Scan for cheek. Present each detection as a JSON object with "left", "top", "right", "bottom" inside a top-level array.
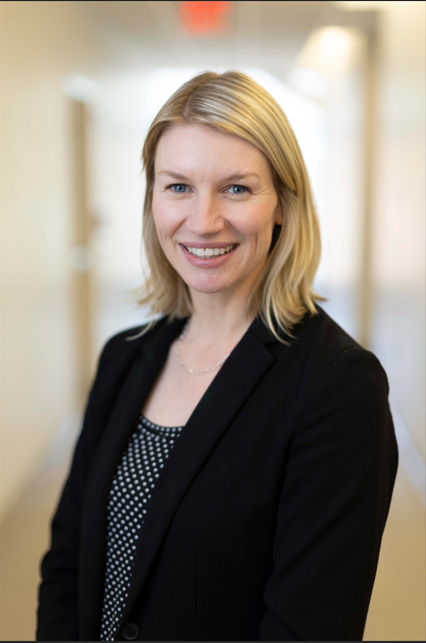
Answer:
[
  {"left": 234, "top": 204, "right": 276, "bottom": 246},
  {"left": 152, "top": 196, "right": 176, "bottom": 240}
]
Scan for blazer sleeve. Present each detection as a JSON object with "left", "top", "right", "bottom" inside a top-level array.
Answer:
[
  {"left": 259, "top": 348, "right": 399, "bottom": 641},
  {"left": 36, "top": 337, "right": 117, "bottom": 641}
]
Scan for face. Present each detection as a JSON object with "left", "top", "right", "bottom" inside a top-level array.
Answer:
[{"left": 152, "top": 122, "right": 282, "bottom": 300}]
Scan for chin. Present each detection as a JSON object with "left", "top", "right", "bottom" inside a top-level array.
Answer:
[{"left": 183, "top": 274, "right": 234, "bottom": 294}]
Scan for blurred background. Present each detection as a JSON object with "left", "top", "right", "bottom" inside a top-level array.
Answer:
[{"left": 0, "top": 1, "right": 424, "bottom": 639}]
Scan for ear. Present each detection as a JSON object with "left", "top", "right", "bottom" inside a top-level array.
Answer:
[{"left": 274, "top": 199, "right": 283, "bottom": 225}]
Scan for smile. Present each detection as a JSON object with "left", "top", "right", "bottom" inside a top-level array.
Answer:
[
  {"left": 182, "top": 244, "right": 236, "bottom": 258},
  {"left": 179, "top": 243, "right": 239, "bottom": 268}
]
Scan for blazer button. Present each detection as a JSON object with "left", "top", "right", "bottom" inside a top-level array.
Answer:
[{"left": 122, "top": 622, "right": 139, "bottom": 640}]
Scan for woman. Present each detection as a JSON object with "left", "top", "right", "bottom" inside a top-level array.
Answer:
[{"left": 37, "top": 71, "right": 398, "bottom": 642}]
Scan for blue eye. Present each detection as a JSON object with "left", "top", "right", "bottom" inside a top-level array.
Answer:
[
  {"left": 170, "top": 183, "right": 187, "bottom": 193},
  {"left": 227, "top": 185, "right": 248, "bottom": 194}
]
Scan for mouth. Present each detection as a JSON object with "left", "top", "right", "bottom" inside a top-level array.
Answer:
[{"left": 180, "top": 243, "right": 238, "bottom": 259}]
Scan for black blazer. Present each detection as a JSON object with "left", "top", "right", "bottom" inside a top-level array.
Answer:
[{"left": 37, "top": 305, "right": 398, "bottom": 641}]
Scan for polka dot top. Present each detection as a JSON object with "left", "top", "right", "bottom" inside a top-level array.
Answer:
[{"left": 99, "top": 414, "right": 184, "bottom": 641}]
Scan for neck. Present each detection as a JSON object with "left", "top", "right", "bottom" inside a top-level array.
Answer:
[{"left": 186, "top": 285, "right": 256, "bottom": 343}]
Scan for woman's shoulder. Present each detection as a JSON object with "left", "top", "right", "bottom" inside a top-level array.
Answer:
[
  {"left": 96, "top": 316, "right": 171, "bottom": 369},
  {"left": 253, "top": 304, "right": 364, "bottom": 352},
  {"left": 297, "top": 304, "right": 366, "bottom": 354},
  {"left": 256, "top": 304, "right": 389, "bottom": 390},
  {"left": 309, "top": 306, "right": 390, "bottom": 394},
  {"left": 301, "top": 305, "right": 384, "bottom": 369}
]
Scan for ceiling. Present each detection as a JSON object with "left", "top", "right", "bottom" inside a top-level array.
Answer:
[{"left": 81, "top": 1, "right": 360, "bottom": 83}]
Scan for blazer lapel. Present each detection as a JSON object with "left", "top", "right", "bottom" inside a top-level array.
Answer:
[
  {"left": 78, "top": 317, "right": 187, "bottom": 640},
  {"left": 115, "top": 323, "right": 276, "bottom": 639}
]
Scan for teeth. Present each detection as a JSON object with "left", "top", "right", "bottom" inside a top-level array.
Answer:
[{"left": 186, "top": 245, "right": 235, "bottom": 257}]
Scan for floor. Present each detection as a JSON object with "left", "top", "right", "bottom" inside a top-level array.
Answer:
[{"left": 0, "top": 441, "right": 425, "bottom": 641}]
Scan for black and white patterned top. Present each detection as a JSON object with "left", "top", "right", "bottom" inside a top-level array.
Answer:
[{"left": 99, "top": 414, "right": 184, "bottom": 641}]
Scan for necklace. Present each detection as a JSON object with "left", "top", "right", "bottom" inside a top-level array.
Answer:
[{"left": 176, "top": 320, "right": 231, "bottom": 375}]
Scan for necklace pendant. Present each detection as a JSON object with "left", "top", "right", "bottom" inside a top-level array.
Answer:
[{"left": 175, "top": 324, "right": 230, "bottom": 375}]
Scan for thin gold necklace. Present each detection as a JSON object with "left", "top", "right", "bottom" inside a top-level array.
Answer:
[{"left": 176, "top": 320, "right": 231, "bottom": 375}]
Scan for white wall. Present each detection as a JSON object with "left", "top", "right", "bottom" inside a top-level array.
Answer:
[
  {"left": 0, "top": 1, "right": 106, "bottom": 520},
  {"left": 368, "top": 1, "right": 425, "bottom": 460}
]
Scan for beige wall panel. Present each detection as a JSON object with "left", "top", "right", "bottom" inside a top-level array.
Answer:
[{"left": 0, "top": 1, "right": 101, "bottom": 519}]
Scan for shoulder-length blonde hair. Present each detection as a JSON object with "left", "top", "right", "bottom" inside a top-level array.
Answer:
[{"left": 135, "top": 70, "right": 326, "bottom": 345}]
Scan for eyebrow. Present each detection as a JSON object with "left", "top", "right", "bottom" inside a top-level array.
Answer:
[{"left": 157, "top": 170, "right": 261, "bottom": 182}]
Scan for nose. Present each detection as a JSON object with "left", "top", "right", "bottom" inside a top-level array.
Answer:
[{"left": 185, "top": 192, "right": 225, "bottom": 237}]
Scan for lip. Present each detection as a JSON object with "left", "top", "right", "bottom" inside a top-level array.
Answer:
[
  {"left": 179, "top": 241, "right": 238, "bottom": 249},
  {"left": 179, "top": 243, "right": 238, "bottom": 268}
]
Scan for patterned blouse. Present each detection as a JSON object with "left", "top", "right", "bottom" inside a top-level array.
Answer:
[{"left": 99, "top": 414, "right": 184, "bottom": 641}]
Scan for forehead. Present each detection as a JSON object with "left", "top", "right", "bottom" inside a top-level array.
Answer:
[{"left": 154, "top": 122, "right": 272, "bottom": 178}]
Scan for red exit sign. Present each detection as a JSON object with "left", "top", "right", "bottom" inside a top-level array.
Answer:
[{"left": 179, "top": 1, "right": 233, "bottom": 36}]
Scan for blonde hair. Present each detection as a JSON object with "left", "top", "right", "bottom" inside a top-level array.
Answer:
[{"left": 135, "top": 70, "right": 327, "bottom": 345}]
